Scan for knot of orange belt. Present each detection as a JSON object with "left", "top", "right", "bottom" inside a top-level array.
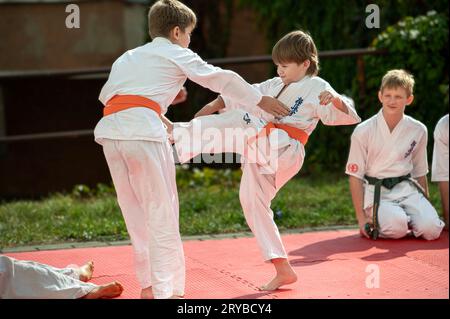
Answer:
[
  {"left": 247, "top": 122, "right": 309, "bottom": 146},
  {"left": 103, "top": 95, "right": 162, "bottom": 116}
]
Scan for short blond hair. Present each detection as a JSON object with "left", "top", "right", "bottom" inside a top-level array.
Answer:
[
  {"left": 148, "top": 0, "right": 197, "bottom": 39},
  {"left": 380, "top": 69, "right": 415, "bottom": 96},
  {"left": 272, "top": 30, "right": 319, "bottom": 76}
]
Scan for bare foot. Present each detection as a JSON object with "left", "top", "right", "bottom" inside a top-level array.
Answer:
[
  {"left": 140, "top": 286, "right": 154, "bottom": 299},
  {"left": 83, "top": 281, "right": 124, "bottom": 299},
  {"left": 78, "top": 261, "right": 94, "bottom": 282},
  {"left": 259, "top": 258, "right": 297, "bottom": 291},
  {"left": 259, "top": 273, "right": 297, "bottom": 291}
]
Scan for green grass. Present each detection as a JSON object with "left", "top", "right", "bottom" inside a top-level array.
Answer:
[{"left": 0, "top": 167, "right": 443, "bottom": 248}]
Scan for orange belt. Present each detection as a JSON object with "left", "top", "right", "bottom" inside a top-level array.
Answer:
[
  {"left": 249, "top": 122, "right": 309, "bottom": 146},
  {"left": 103, "top": 95, "right": 162, "bottom": 116}
]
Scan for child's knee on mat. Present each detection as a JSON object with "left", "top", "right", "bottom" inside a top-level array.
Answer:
[
  {"left": 413, "top": 218, "right": 444, "bottom": 240},
  {"left": 379, "top": 213, "right": 409, "bottom": 239}
]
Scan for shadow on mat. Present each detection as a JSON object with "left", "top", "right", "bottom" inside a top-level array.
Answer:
[{"left": 288, "top": 230, "right": 448, "bottom": 266}]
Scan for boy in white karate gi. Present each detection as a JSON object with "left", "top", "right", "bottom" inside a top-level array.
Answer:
[
  {"left": 0, "top": 256, "right": 123, "bottom": 299},
  {"left": 431, "top": 114, "right": 449, "bottom": 230},
  {"left": 346, "top": 69, "right": 445, "bottom": 240},
  {"left": 168, "top": 31, "right": 361, "bottom": 290},
  {"left": 94, "top": 0, "right": 287, "bottom": 299}
]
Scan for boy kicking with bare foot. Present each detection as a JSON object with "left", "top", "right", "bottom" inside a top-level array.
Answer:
[
  {"left": 169, "top": 30, "right": 360, "bottom": 291},
  {"left": 0, "top": 256, "right": 123, "bottom": 299}
]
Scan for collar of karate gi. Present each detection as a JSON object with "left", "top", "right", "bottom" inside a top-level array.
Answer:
[
  {"left": 151, "top": 37, "right": 173, "bottom": 45},
  {"left": 377, "top": 109, "right": 406, "bottom": 134},
  {"left": 275, "top": 75, "right": 311, "bottom": 99}
]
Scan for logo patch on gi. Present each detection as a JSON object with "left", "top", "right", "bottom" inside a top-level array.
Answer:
[
  {"left": 347, "top": 163, "right": 359, "bottom": 173},
  {"left": 243, "top": 113, "right": 251, "bottom": 124},
  {"left": 289, "top": 96, "right": 303, "bottom": 116},
  {"left": 404, "top": 140, "right": 417, "bottom": 158}
]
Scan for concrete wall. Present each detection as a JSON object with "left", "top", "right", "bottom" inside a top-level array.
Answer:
[
  {"left": 0, "top": 0, "right": 147, "bottom": 70},
  {"left": 226, "top": 2, "right": 271, "bottom": 83},
  {"left": 0, "top": 0, "right": 268, "bottom": 74}
]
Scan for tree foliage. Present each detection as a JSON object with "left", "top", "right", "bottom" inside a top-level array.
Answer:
[{"left": 241, "top": 0, "right": 449, "bottom": 174}]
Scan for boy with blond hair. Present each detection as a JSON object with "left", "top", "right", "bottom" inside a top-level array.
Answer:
[
  {"left": 94, "top": 0, "right": 286, "bottom": 299},
  {"left": 169, "top": 30, "right": 361, "bottom": 290},
  {"left": 346, "top": 69, "right": 445, "bottom": 240}
]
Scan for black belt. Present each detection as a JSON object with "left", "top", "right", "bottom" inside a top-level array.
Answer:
[{"left": 363, "top": 174, "right": 427, "bottom": 239}]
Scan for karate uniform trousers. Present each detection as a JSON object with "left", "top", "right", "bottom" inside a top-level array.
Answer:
[
  {"left": 174, "top": 109, "right": 304, "bottom": 261},
  {"left": 102, "top": 139, "right": 185, "bottom": 299},
  {"left": 0, "top": 255, "right": 96, "bottom": 299}
]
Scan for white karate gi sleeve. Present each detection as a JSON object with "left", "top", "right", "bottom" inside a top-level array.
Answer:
[
  {"left": 432, "top": 118, "right": 449, "bottom": 181},
  {"left": 315, "top": 83, "right": 361, "bottom": 126},
  {"left": 345, "top": 128, "right": 367, "bottom": 180},
  {"left": 411, "top": 127, "right": 429, "bottom": 178},
  {"left": 172, "top": 50, "right": 262, "bottom": 107},
  {"left": 219, "top": 77, "right": 279, "bottom": 115}
]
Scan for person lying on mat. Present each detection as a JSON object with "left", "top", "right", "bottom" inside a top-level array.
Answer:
[{"left": 0, "top": 255, "right": 123, "bottom": 299}]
